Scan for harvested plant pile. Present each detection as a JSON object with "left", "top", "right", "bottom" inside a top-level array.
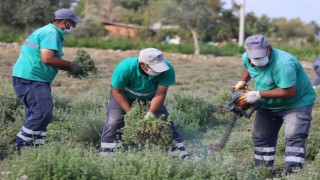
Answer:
[
  {"left": 67, "top": 49, "right": 98, "bottom": 79},
  {"left": 122, "top": 101, "right": 173, "bottom": 147}
]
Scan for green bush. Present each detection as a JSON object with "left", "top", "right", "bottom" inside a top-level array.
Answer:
[
  {"left": 47, "top": 107, "right": 105, "bottom": 147},
  {"left": 294, "top": 152, "right": 320, "bottom": 179},
  {"left": 1, "top": 142, "right": 106, "bottom": 180},
  {"left": 305, "top": 132, "right": 320, "bottom": 160},
  {"left": 49, "top": 89, "right": 107, "bottom": 146},
  {"left": 166, "top": 90, "right": 230, "bottom": 136},
  {"left": 0, "top": 82, "right": 24, "bottom": 158},
  {"left": 0, "top": 82, "right": 23, "bottom": 123},
  {"left": 122, "top": 101, "right": 173, "bottom": 147},
  {"left": 275, "top": 43, "right": 320, "bottom": 61},
  {"left": 1, "top": 142, "right": 262, "bottom": 179},
  {"left": 63, "top": 37, "right": 246, "bottom": 56},
  {"left": 52, "top": 92, "right": 73, "bottom": 110},
  {"left": 0, "top": 115, "right": 23, "bottom": 159}
]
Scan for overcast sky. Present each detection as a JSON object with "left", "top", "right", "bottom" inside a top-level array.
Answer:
[{"left": 223, "top": 0, "right": 320, "bottom": 24}]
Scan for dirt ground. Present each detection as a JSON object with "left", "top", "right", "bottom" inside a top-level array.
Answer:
[{"left": 0, "top": 42, "right": 317, "bottom": 97}]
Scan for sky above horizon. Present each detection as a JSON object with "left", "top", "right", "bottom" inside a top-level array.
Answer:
[{"left": 223, "top": 0, "right": 320, "bottom": 25}]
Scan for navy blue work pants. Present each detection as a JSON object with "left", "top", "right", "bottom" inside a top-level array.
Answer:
[{"left": 12, "top": 76, "right": 53, "bottom": 148}]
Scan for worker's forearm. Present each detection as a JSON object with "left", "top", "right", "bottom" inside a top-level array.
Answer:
[
  {"left": 43, "top": 57, "right": 72, "bottom": 70},
  {"left": 113, "top": 90, "right": 131, "bottom": 113},
  {"left": 260, "top": 87, "right": 296, "bottom": 98},
  {"left": 240, "top": 68, "right": 251, "bottom": 82},
  {"left": 149, "top": 95, "right": 165, "bottom": 113}
]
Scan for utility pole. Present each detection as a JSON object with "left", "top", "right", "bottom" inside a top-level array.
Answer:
[{"left": 238, "top": 0, "right": 245, "bottom": 46}]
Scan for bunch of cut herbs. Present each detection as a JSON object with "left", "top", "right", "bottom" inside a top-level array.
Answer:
[
  {"left": 121, "top": 101, "right": 173, "bottom": 147},
  {"left": 67, "top": 49, "right": 98, "bottom": 79}
]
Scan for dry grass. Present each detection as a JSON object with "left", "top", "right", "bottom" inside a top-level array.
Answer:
[
  {"left": 0, "top": 42, "right": 317, "bottom": 107},
  {"left": 0, "top": 43, "right": 315, "bottom": 92}
]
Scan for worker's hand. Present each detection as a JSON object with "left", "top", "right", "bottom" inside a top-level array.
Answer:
[
  {"left": 144, "top": 112, "right": 155, "bottom": 119},
  {"left": 233, "top": 81, "right": 247, "bottom": 91},
  {"left": 71, "top": 60, "right": 82, "bottom": 74},
  {"left": 240, "top": 91, "right": 261, "bottom": 103}
]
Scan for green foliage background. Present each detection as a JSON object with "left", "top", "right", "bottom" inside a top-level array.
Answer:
[{"left": 0, "top": 0, "right": 319, "bottom": 59}]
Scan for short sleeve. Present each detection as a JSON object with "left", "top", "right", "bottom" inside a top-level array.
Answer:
[
  {"left": 40, "top": 31, "right": 59, "bottom": 51},
  {"left": 158, "top": 61, "right": 175, "bottom": 86},
  {"left": 111, "top": 66, "right": 129, "bottom": 89}
]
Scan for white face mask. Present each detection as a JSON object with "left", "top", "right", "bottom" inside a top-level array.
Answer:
[
  {"left": 145, "top": 68, "right": 161, "bottom": 76},
  {"left": 251, "top": 56, "right": 269, "bottom": 67},
  {"left": 64, "top": 22, "right": 74, "bottom": 34}
]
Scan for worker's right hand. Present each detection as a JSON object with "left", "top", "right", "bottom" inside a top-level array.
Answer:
[
  {"left": 71, "top": 60, "right": 82, "bottom": 74},
  {"left": 240, "top": 91, "right": 261, "bottom": 103},
  {"left": 233, "top": 81, "right": 247, "bottom": 91},
  {"left": 144, "top": 112, "right": 155, "bottom": 119}
]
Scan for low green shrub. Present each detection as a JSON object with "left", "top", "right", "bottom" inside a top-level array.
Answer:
[
  {"left": 63, "top": 37, "right": 246, "bottom": 56},
  {"left": 122, "top": 101, "right": 173, "bottom": 147},
  {"left": 69, "top": 89, "right": 107, "bottom": 112},
  {"left": 0, "top": 32, "right": 23, "bottom": 43},
  {"left": 1, "top": 142, "right": 262, "bottom": 179},
  {"left": 49, "top": 89, "right": 107, "bottom": 146},
  {"left": 0, "top": 82, "right": 24, "bottom": 158},
  {"left": 276, "top": 43, "right": 320, "bottom": 61},
  {"left": 47, "top": 109, "right": 105, "bottom": 147},
  {"left": 166, "top": 90, "right": 230, "bottom": 136},
  {"left": 52, "top": 92, "right": 73, "bottom": 110},
  {"left": 293, "top": 152, "right": 320, "bottom": 179},
  {"left": 305, "top": 132, "right": 320, "bottom": 160},
  {"left": 0, "top": 114, "right": 23, "bottom": 159},
  {"left": 1, "top": 142, "right": 106, "bottom": 180},
  {"left": 0, "top": 82, "right": 23, "bottom": 123}
]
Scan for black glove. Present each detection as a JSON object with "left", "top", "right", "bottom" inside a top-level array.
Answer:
[{"left": 71, "top": 61, "right": 82, "bottom": 74}]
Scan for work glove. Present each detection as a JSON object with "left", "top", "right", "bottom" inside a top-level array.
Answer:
[
  {"left": 71, "top": 60, "right": 82, "bottom": 74},
  {"left": 144, "top": 112, "right": 155, "bottom": 119},
  {"left": 233, "top": 81, "right": 247, "bottom": 91},
  {"left": 240, "top": 91, "right": 261, "bottom": 103}
]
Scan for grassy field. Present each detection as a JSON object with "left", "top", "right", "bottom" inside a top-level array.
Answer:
[{"left": 0, "top": 43, "right": 319, "bottom": 179}]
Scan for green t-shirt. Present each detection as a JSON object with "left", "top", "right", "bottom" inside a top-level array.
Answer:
[
  {"left": 112, "top": 57, "right": 176, "bottom": 100},
  {"left": 12, "top": 23, "right": 64, "bottom": 83},
  {"left": 242, "top": 48, "right": 316, "bottom": 109}
]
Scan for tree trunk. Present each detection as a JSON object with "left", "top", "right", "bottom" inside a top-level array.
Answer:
[{"left": 187, "top": 25, "right": 200, "bottom": 55}]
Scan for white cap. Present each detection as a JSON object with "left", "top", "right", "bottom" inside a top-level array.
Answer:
[{"left": 138, "top": 48, "right": 169, "bottom": 72}]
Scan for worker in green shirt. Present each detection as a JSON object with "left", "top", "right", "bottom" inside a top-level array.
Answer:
[
  {"left": 234, "top": 35, "right": 316, "bottom": 175},
  {"left": 100, "top": 48, "right": 189, "bottom": 158},
  {"left": 12, "top": 9, "right": 83, "bottom": 151}
]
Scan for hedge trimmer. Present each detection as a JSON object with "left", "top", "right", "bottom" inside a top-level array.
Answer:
[{"left": 208, "top": 86, "right": 261, "bottom": 151}]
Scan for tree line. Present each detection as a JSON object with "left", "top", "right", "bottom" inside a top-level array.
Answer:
[{"left": 0, "top": 0, "right": 319, "bottom": 54}]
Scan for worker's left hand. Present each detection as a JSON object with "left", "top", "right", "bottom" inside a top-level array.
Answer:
[
  {"left": 233, "top": 81, "right": 247, "bottom": 91},
  {"left": 144, "top": 112, "right": 155, "bottom": 119},
  {"left": 240, "top": 91, "right": 261, "bottom": 103},
  {"left": 71, "top": 60, "right": 83, "bottom": 74}
]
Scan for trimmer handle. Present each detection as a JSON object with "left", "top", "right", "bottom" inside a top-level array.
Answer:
[{"left": 244, "top": 101, "right": 262, "bottom": 119}]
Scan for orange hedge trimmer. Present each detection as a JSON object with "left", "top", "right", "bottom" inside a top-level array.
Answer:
[{"left": 209, "top": 86, "right": 261, "bottom": 151}]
